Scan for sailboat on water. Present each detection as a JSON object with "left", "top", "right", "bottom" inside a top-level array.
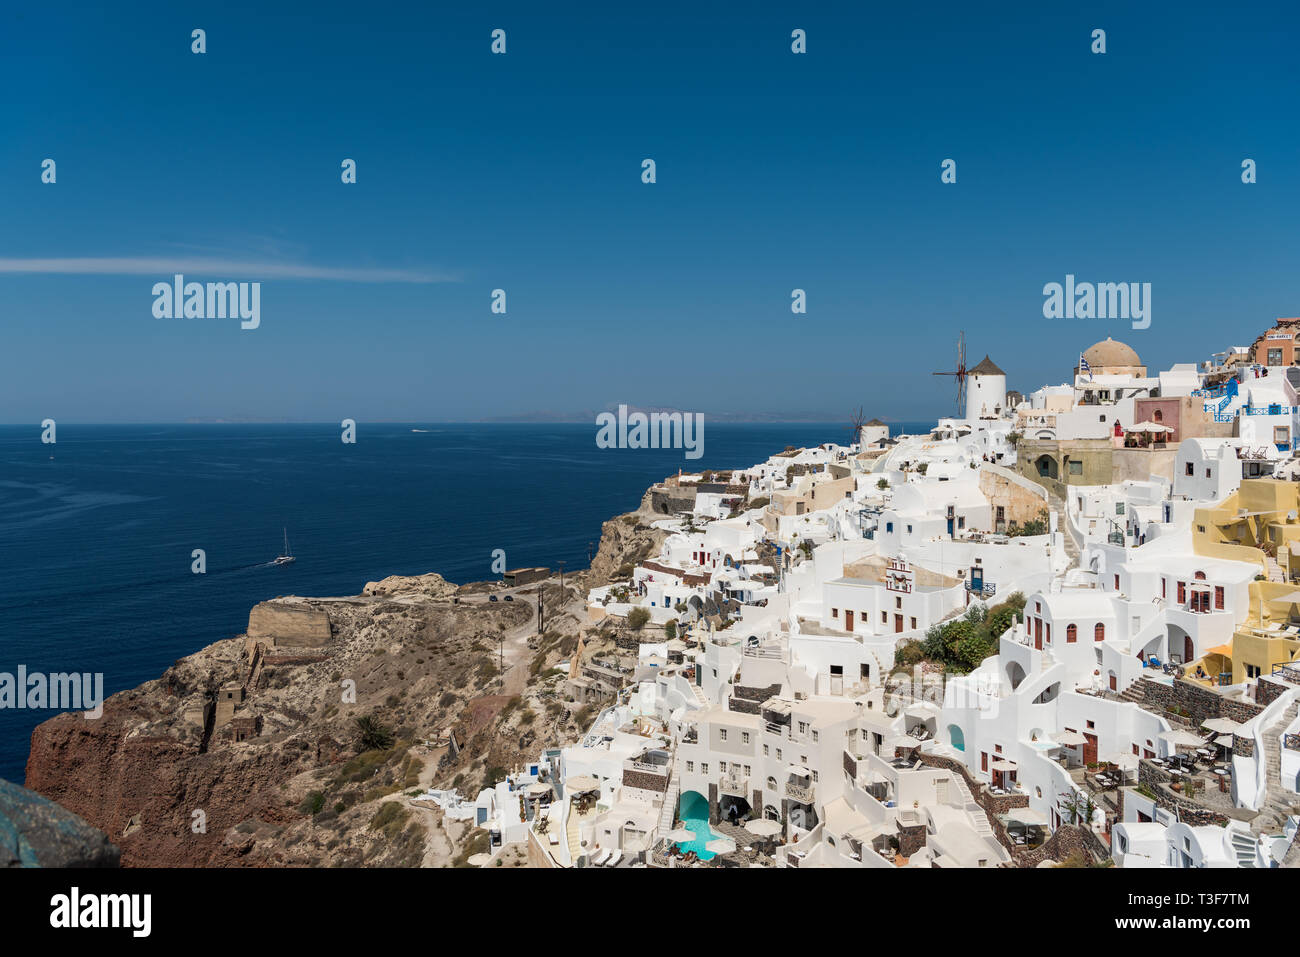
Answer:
[{"left": 273, "top": 528, "right": 296, "bottom": 565}]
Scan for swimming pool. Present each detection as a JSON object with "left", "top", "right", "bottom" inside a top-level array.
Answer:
[{"left": 675, "top": 791, "right": 721, "bottom": 860}]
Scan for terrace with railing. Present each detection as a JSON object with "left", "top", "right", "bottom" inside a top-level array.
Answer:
[
  {"left": 1271, "top": 662, "right": 1300, "bottom": 687},
  {"left": 720, "top": 770, "right": 749, "bottom": 795},
  {"left": 785, "top": 779, "right": 815, "bottom": 803}
]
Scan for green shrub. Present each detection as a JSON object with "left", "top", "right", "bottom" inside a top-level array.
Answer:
[
  {"left": 300, "top": 791, "right": 326, "bottom": 816},
  {"left": 355, "top": 715, "right": 395, "bottom": 752}
]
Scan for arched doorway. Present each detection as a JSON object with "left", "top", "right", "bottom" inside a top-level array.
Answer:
[
  {"left": 1035, "top": 455, "right": 1059, "bottom": 479},
  {"left": 1006, "top": 660, "right": 1027, "bottom": 691}
]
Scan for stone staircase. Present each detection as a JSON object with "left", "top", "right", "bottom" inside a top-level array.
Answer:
[
  {"left": 690, "top": 682, "right": 708, "bottom": 708},
  {"left": 1250, "top": 701, "right": 1300, "bottom": 837},
  {"left": 1118, "top": 682, "right": 1147, "bottom": 706}
]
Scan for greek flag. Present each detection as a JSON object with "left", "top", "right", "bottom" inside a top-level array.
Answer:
[{"left": 1079, "top": 353, "right": 1093, "bottom": 380}]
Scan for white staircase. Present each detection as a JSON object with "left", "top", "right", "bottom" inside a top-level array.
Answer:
[
  {"left": 691, "top": 682, "right": 708, "bottom": 707},
  {"left": 950, "top": 774, "right": 996, "bottom": 841},
  {"left": 656, "top": 751, "right": 681, "bottom": 835},
  {"left": 1226, "top": 821, "right": 1258, "bottom": 868}
]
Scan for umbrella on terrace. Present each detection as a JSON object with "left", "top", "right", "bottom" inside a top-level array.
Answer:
[
  {"left": 706, "top": 837, "right": 737, "bottom": 855},
  {"left": 1201, "top": 717, "right": 1241, "bottom": 735},
  {"left": 1159, "top": 729, "right": 1204, "bottom": 749},
  {"left": 1005, "top": 807, "right": 1049, "bottom": 826},
  {"left": 665, "top": 827, "right": 696, "bottom": 842},
  {"left": 566, "top": 775, "right": 600, "bottom": 793},
  {"left": 745, "top": 818, "right": 782, "bottom": 837}
]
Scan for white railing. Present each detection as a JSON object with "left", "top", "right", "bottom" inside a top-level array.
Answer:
[
  {"left": 720, "top": 772, "right": 748, "bottom": 795},
  {"left": 785, "top": 781, "right": 815, "bottom": 803}
]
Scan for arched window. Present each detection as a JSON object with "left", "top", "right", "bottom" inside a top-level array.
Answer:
[
  {"left": 1066, "top": 623, "right": 1077, "bottom": 643},
  {"left": 1194, "top": 570, "right": 1206, "bottom": 580},
  {"left": 1094, "top": 622, "right": 1105, "bottom": 642},
  {"left": 1153, "top": 409, "right": 1163, "bottom": 422}
]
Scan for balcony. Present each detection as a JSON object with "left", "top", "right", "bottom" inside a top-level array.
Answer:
[
  {"left": 784, "top": 779, "right": 815, "bottom": 803},
  {"left": 720, "top": 771, "right": 749, "bottom": 795}
]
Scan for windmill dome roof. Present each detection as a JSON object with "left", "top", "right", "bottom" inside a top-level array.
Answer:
[
  {"left": 969, "top": 355, "right": 1005, "bottom": 376},
  {"left": 1083, "top": 337, "right": 1141, "bottom": 368}
]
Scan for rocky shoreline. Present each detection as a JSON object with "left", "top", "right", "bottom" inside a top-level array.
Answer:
[{"left": 21, "top": 489, "right": 669, "bottom": 867}]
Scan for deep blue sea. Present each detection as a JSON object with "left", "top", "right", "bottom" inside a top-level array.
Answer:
[{"left": 0, "top": 421, "right": 930, "bottom": 783}]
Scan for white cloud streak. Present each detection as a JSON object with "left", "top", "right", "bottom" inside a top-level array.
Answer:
[{"left": 0, "top": 257, "right": 456, "bottom": 283}]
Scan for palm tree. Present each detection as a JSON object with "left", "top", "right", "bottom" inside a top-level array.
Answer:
[{"left": 355, "top": 714, "right": 394, "bottom": 752}]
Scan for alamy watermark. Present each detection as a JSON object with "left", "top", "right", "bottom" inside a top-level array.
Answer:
[
  {"left": 0, "top": 666, "right": 104, "bottom": 719},
  {"left": 1042, "top": 274, "right": 1150, "bottom": 330},
  {"left": 596, "top": 405, "right": 704, "bottom": 460},
  {"left": 152, "top": 274, "right": 260, "bottom": 330}
]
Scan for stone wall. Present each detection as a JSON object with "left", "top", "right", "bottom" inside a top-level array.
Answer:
[
  {"left": 1013, "top": 824, "right": 1101, "bottom": 868},
  {"left": 263, "top": 651, "right": 331, "bottom": 667},
  {"left": 621, "top": 769, "right": 670, "bottom": 793},
  {"left": 731, "top": 683, "right": 780, "bottom": 714},
  {"left": 733, "top": 683, "right": 781, "bottom": 702},
  {"left": 978, "top": 464, "right": 1048, "bottom": 529},
  {"left": 246, "top": 601, "right": 331, "bottom": 648},
  {"left": 1256, "top": 675, "right": 1288, "bottom": 707},
  {"left": 1134, "top": 765, "right": 1230, "bottom": 826},
  {"left": 897, "top": 821, "right": 926, "bottom": 857},
  {"left": 650, "top": 487, "right": 696, "bottom": 515},
  {"left": 1127, "top": 676, "right": 1262, "bottom": 727}
]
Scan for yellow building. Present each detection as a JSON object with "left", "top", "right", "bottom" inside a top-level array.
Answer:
[
  {"left": 1191, "top": 478, "right": 1300, "bottom": 570},
  {"left": 1188, "top": 479, "right": 1300, "bottom": 685}
]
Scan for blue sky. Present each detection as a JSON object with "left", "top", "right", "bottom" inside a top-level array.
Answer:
[{"left": 2, "top": 1, "right": 1299, "bottom": 422}]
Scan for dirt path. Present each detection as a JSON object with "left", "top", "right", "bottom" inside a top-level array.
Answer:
[
  {"left": 499, "top": 582, "right": 583, "bottom": 696},
  {"left": 408, "top": 800, "right": 460, "bottom": 867}
]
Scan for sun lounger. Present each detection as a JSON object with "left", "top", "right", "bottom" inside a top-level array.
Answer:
[
  {"left": 605, "top": 850, "right": 622, "bottom": 867},
  {"left": 591, "top": 848, "right": 611, "bottom": 866}
]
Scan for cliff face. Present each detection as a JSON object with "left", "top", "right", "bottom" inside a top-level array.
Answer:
[
  {"left": 24, "top": 495, "right": 666, "bottom": 868},
  {"left": 584, "top": 489, "right": 670, "bottom": 588},
  {"left": 23, "top": 572, "right": 571, "bottom": 867}
]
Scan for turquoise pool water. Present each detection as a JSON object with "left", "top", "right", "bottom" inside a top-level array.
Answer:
[{"left": 675, "top": 791, "right": 720, "bottom": 860}]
